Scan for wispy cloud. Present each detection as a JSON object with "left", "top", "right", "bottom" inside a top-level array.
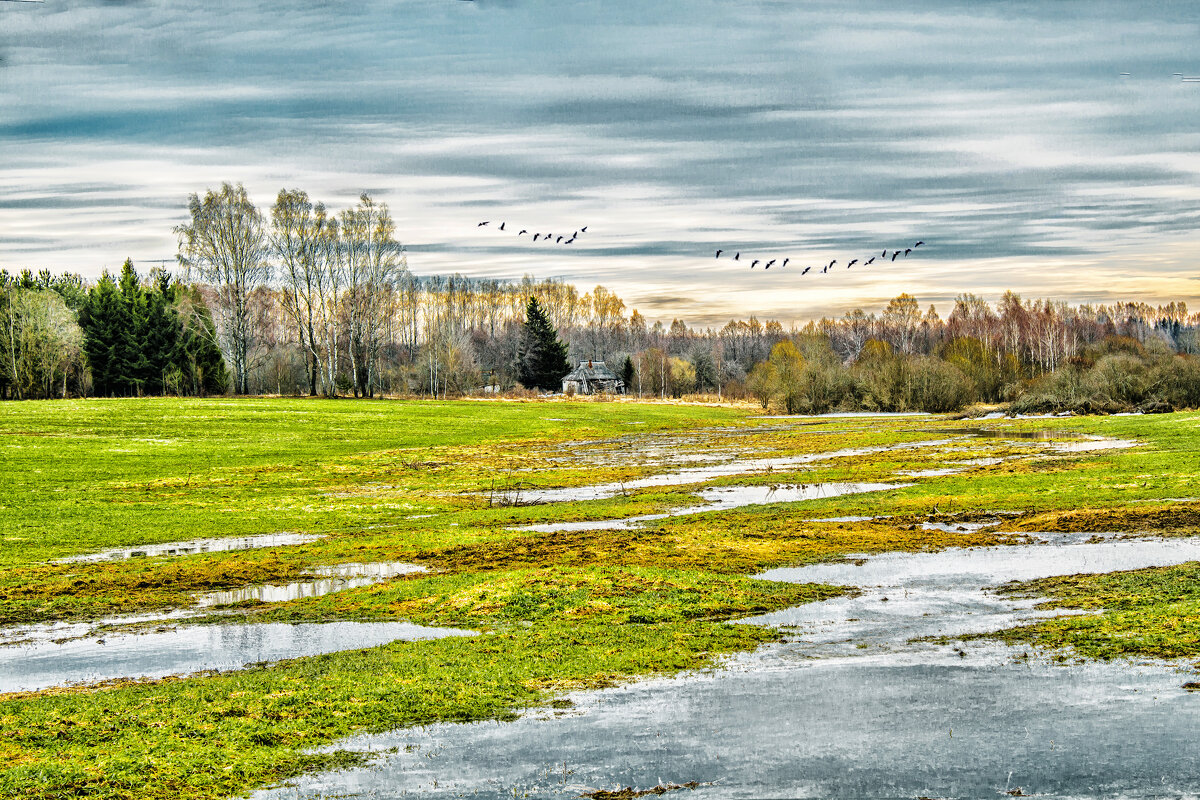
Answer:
[{"left": 2, "top": 0, "right": 1199, "bottom": 320}]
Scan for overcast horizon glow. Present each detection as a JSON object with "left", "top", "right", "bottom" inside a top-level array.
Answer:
[{"left": 2, "top": 0, "right": 1199, "bottom": 326}]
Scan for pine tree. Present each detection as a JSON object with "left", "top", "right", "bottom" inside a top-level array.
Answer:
[
  {"left": 621, "top": 355, "right": 635, "bottom": 393},
  {"left": 80, "top": 272, "right": 133, "bottom": 396},
  {"left": 518, "top": 296, "right": 570, "bottom": 391},
  {"left": 118, "top": 259, "right": 151, "bottom": 394}
]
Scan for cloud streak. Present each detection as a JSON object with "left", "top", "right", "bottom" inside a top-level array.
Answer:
[{"left": 2, "top": 0, "right": 1200, "bottom": 321}]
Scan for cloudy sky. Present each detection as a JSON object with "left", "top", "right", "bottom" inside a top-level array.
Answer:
[{"left": 2, "top": 0, "right": 1199, "bottom": 325}]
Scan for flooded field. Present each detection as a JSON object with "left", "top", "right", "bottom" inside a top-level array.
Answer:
[
  {"left": 4, "top": 399, "right": 1198, "bottom": 800},
  {"left": 256, "top": 536, "right": 1200, "bottom": 800}
]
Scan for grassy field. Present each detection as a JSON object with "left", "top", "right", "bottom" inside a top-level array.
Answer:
[{"left": 3, "top": 398, "right": 1200, "bottom": 799}]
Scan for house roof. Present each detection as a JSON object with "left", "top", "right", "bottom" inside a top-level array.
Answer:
[{"left": 563, "top": 360, "right": 619, "bottom": 382}]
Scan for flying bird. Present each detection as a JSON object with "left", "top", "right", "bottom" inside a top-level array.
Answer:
[
  {"left": 828, "top": 260, "right": 837, "bottom": 269},
  {"left": 847, "top": 259, "right": 858, "bottom": 268},
  {"left": 904, "top": 248, "right": 912, "bottom": 256},
  {"left": 533, "top": 233, "right": 540, "bottom": 241},
  {"left": 581, "top": 226, "right": 588, "bottom": 232},
  {"left": 751, "top": 260, "right": 760, "bottom": 268},
  {"left": 557, "top": 236, "right": 564, "bottom": 243},
  {"left": 865, "top": 257, "right": 875, "bottom": 265},
  {"left": 566, "top": 237, "right": 576, "bottom": 244},
  {"left": 781, "top": 258, "right": 789, "bottom": 268},
  {"left": 715, "top": 249, "right": 723, "bottom": 258},
  {"left": 498, "top": 222, "right": 505, "bottom": 231},
  {"left": 518, "top": 229, "right": 527, "bottom": 235},
  {"left": 802, "top": 266, "right": 811, "bottom": 275},
  {"left": 891, "top": 251, "right": 899, "bottom": 261},
  {"left": 881, "top": 249, "right": 887, "bottom": 258},
  {"left": 734, "top": 252, "right": 740, "bottom": 261},
  {"left": 477, "top": 221, "right": 489, "bottom": 227},
  {"left": 914, "top": 241, "right": 924, "bottom": 247},
  {"left": 764, "top": 260, "right": 775, "bottom": 269}
]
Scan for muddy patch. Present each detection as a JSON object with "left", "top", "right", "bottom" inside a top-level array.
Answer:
[
  {"left": 1006, "top": 505, "right": 1200, "bottom": 535},
  {"left": 581, "top": 781, "right": 705, "bottom": 799}
]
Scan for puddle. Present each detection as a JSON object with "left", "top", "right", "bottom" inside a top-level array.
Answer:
[
  {"left": 919, "top": 520, "right": 997, "bottom": 534},
  {"left": 896, "top": 467, "right": 962, "bottom": 477},
  {"left": 500, "top": 438, "right": 957, "bottom": 505},
  {"left": 197, "top": 562, "right": 426, "bottom": 607},
  {"left": 257, "top": 537, "right": 1200, "bottom": 800},
  {"left": 0, "top": 621, "right": 475, "bottom": 694},
  {"left": 57, "top": 533, "right": 324, "bottom": 563},
  {"left": 1050, "top": 438, "right": 1139, "bottom": 452},
  {"left": 521, "top": 483, "right": 910, "bottom": 533},
  {"left": 0, "top": 609, "right": 201, "bottom": 649},
  {"left": 751, "top": 536, "right": 1200, "bottom": 650},
  {"left": 934, "top": 427, "right": 1076, "bottom": 440},
  {"left": 749, "top": 412, "right": 931, "bottom": 419}
]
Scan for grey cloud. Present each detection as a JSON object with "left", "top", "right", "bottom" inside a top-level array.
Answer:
[{"left": 2, "top": 0, "right": 1200, "bottom": 319}]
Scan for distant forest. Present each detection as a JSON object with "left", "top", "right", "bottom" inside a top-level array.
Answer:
[{"left": 3, "top": 183, "right": 1199, "bottom": 414}]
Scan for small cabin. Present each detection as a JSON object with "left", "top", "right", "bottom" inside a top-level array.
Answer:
[{"left": 562, "top": 360, "right": 625, "bottom": 395}]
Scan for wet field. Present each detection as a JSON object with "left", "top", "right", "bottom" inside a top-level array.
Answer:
[
  {"left": 4, "top": 403, "right": 1198, "bottom": 800},
  {"left": 253, "top": 535, "right": 1200, "bottom": 800}
]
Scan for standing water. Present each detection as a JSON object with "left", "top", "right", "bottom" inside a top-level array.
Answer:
[{"left": 253, "top": 536, "right": 1200, "bottom": 800}]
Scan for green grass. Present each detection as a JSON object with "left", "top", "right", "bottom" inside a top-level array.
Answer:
[
  {"left": 5, "top": 399, "right": 1200, "bottom": 799},
  {"left": 985, "top": 561, "right": 1200, "bottom": 661}
]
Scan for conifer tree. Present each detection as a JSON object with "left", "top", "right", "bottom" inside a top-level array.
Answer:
[
  {"left": 79, "top": 272, "right": 133, "bottom": 396},
  {"left": 518, "top": 296, "right": 570, "bottom": 391},
  {"left": 621, "top": 355, "right": 635, "bottom": 393},
  {"left": 118, "top": 259, "right": 151, "bottom": 393}
]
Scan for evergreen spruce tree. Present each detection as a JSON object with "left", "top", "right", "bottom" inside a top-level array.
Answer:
[
  {"left": 79, "top": 272, "right": 133, "bottom": 396},
  {"left": 621, "top": 355, "right": 635, "bottom": 393},
  {"left": 518, "top": 296, "right": 570, "bottom": 391},
  {"left": 118, "top": 259, "right": 151, "bottom": 394}
]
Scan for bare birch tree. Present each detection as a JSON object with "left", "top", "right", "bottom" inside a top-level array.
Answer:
[
  {"left": 271, "top": 189, "right": 323, "bottom": 396},
  {"left": 177, "top": 183, "right": 271, "bottom": 395}
]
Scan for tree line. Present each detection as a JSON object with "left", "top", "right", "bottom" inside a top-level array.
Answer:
[{"left": 3, "top": 181, "right": 1199, "bottom": 413}]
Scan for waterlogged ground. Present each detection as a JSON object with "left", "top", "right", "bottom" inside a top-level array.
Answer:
[
  {"left": 257, "top": 536, "right": 1200, "bottom": 800},
  {"left": 2, "top": 399, "right": 1200, "bottom": 800}
]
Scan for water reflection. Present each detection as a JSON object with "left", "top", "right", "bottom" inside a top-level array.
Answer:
[
  {"left": 522, "top": 482, "right": 911, "bottom": 533},
  {"left": 0, "top": 620, "right": 475, "bottom": 694},
  {"left": 58, "top": 533, "right": 324, "bottom": 563},
  {"left": 502, "top": 438, "right": 957, "bottom": 505},
  {"left": 197, "top": 562, "right": 426, "bottom": 607}
]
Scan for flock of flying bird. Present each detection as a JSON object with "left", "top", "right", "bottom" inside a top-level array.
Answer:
[
  {"left": 476, "top": 220, "right": 588, "bottom": 245},
  {"left": 477, "top": 220, "right": 926, "bottom": 278},
  {"left": 713, "top": 240, "right": 925, "bottom": 275}
]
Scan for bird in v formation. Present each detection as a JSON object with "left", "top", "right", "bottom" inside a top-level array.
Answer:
[
  {"left": 477, "top": 221, "right": 588, "bottom": 246},
  {"left": 718, "top": 240, "right": 925, "bottom": 276}
]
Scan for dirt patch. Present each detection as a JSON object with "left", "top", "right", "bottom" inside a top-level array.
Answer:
[
  {"left": 581, "top": 781, "right": 703, "bottom": 799},
  {"left": 1005, "top": 504, "right": 1200, "bottom": 535},
  {"left": 419, "top": 529, "right": 645, "bottom": 572}
]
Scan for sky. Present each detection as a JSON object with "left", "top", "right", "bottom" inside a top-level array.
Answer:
[{"left": 2, "top": 0, "right": 1199, "bottom": 326}]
